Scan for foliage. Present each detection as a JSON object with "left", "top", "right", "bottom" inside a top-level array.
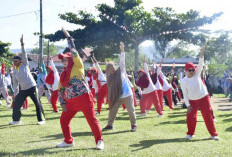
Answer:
[
  {"left": 207, "top": 58, "right": 227, "bottom": 76},
  {"left": 166, "top": 41, "right": 197, "bottom": 58},
  {"left": 204, "top": 34, "right": 232, "bottom": 75},
  {"left": 45, "top": 0, "right": 222, "bottom": 70},
  {"left": 0, "top": 41, "right": 14, "bottom": 67},
  {"left": 30, "top": 41, "right": 64, "bottom": 56}
]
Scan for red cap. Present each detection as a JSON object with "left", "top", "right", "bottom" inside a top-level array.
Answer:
[
  {"left": 137, "top": 69, "right": 145, "bottom": 74},
  {"left": 58, "top": 52, "right": 72, "bottom": 60},
  {"left": 185, "top": 62, "right": 196, "bottom": 71}
]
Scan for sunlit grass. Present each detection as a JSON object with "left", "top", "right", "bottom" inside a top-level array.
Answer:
[{"left": 0, "top": 97, "right": 232, "bottom": 157}]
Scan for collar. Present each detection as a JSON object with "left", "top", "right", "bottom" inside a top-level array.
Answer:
[{"left": 15, "top": 63, "right": 22, "bottom": 71}]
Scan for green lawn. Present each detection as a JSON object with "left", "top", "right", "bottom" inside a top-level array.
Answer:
[{"left": 0, "top": 97, "right": 232, "bottom": 157}]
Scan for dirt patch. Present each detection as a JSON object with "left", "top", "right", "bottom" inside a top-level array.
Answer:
[{"left": 210, "top": 97, "right": 232, "bottom": 111}]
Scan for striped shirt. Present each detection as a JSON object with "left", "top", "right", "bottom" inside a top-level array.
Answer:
[{"left": 12, "top": 48, "right": 36, "bottom": 95}]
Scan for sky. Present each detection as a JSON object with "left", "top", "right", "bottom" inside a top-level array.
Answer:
[{"left": 0, "top": 0, "right": 231, "bottom": 50}]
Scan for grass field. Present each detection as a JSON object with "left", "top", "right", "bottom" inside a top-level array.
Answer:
[{"left": 0, "top": 97, "right": 232, "bottom": 157}]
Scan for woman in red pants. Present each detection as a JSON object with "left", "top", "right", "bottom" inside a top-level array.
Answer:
[
  {"left": 180, "top": 46, "right": 218, "bottom": 140},
  {"left": 56, "top": 28, "right": 104, "bottom": 149}
]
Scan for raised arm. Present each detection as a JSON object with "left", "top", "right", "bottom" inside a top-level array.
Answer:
[
  {"left": 143, "top": 57, "right": 150, "bottom": 76},
  {"left": 92, "top": 54, "right": 104, "bottom": 77},
  {"left": 20, "top": 35, "right": 28, "bottom": 65},
  {"left": 119, "top": 42, "right": 126, "bottom": 72},
  {"left": 49, "top": 58, "right": 58, "bottom": 75},
  {"left": 62, "top": 28, "right": 83, "bottom": 69},
  {"left": 196, "top": 46, "right": 205, "bottom": 76}
]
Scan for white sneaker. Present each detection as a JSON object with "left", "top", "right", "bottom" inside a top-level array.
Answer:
[
  {"left": 0, "top": 101, "right": 2, "bottom": 105},
  {"left": 56, "top": 141, "right": 74, "bottom": 148},
  {"left": 37, "top": 121, "right": 45, "bottom": 125},
  {"left": 213, "top": 118, "right": 217, "bottom": 122},
  {"left": 139, "top": 113, "right": 147, "bottom": 117},
  {"left": 96, "top": 140, "right": 104, "bottom": 150},
  {"left": 157, "top": 114, "right": 163, "bottom": 117},
  {"left": 9, "top": 121, "right": 21, "bottom": 125},
  {"left": 210, "top": 136, "right": 219, "bottom": 140},
  {"left": 186, "top": 135, "right": 194, "bottom": 140}
]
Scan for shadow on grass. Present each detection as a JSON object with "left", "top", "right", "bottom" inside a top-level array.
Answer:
[
  {"left": 0, "top": 123, "right": 37, "bottom": 130},
  {"left": 167, "top": 114, "right": 186, "bottom": 118},
  {"left": 45, "top": 116, "right": 61, "bottom": 121},
  {"left": 222, "top": 118, "right": 232, "bottom": 122},
  {"left": 11, "top": 146, "right": 96, "bottom": 156},
  {"left": 225, "top": 126, "right": 232, "bottom": 132},
  {"left": 218, "top": 105, "right": 232, "bottom": 107},
  {"left": 218, "top": 108, "right": 232, "bottom": 111},
  {"left": 130, "top": 138, "right": 211, "bottom": 151},
  {"left": 217, "top": 113, "right": 232, "bottom": 117},
  {"left": 154, "top": 120, "right": 186, "bottom": 126}
]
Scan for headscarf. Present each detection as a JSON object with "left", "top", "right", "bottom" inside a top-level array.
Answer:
[
  {"left": 45, "top": 66, "right": 54, "bottom": 85},
  {"left": 106, "top": 63, "right": 122, "bottom": 109},
  {"left": 91, "top": 67, "right": 101, "bottom": 88},
  {"left": 58, "top": 52, "right": 74, "bottom": 87},
  {"left": 136, "top": 69, "right": 149, "bottom": 90}
]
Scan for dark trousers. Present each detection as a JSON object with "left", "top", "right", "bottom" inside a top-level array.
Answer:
[{"left": 12, "top": 86, "right": 45, "bottom": 122}]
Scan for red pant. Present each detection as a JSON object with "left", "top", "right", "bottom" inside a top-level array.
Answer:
[
  {"left": 140, "top": 91, "right": 162, "bottom": 115},
  {"left": 97, "top": 84, "right": 108, "bottom": 113},
  {"left": 122, "top": 87, "right": 137, "bottom": 109},
  {"left": 60, "top": 93, "right": 103, "bottom": 144},
  {"left": 51, "top": 90, "right": 58, "bottom": 112},
  {"left": 153, "top": 90, "right": 163, "bottom": 111},
  {"left": 187, "top": 95, "right": 218, "bottom": 136},
  {"left": 163, "top": 88, "right": 173, "bottom": 109}
]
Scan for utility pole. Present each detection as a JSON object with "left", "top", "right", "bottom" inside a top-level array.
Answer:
[
  {"left": 47, "top": 40, "right": 50, "bottom": 66},
  {"left": 39, "top": 0, "right": 43, "bottom": 67}
]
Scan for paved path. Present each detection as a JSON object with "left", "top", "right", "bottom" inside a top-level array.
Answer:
[{"left": 210, "top": 97, "right": 232, "bottom": 111}]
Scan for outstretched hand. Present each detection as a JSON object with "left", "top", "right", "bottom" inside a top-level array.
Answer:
[
  {"left": 62, "top": 27, "right": 71, "bottom": 38},
  {"left": 120, "top": 41, "right": 125, "bottom": 53},
  {"left": 200, "top": 46, "right": 205, "bottom": 58},
  {"left": 20, "top": 34, "right": 24, "bottom": 45}
]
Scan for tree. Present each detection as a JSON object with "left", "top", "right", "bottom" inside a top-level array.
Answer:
[
  {"left": 166, "top": 41, "right": 197, "bottom": 58},
  {"left": 0, "top": 41, "right": 13, "bottom": 67},
  {"left": 30, "top": 40, "right": 63, "bottom": 56},
  {"left": 45, "top": 0, "right": 222, "bottom": 71}
]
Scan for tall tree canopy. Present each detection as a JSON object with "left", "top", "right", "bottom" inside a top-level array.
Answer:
[
  {"left": 45, "top": 0, "right": 222, "bottom": 71},
  {"left": 0, "top": 41, "right": 13, "bottom": 67}
]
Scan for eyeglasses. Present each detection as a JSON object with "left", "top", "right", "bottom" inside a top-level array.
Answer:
[{"left": 188, "top": 69, "right": 195, "bottom": 72}]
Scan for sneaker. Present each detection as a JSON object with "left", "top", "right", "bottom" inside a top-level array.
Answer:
[
  {"left": 56, "top": 141, "right": 74, "bottom": 148},
  {"left": 102, "top": 125, "right": 113, "bottom": 131},
  {"left": 0, "top": 101, "right": 2, "bottom": 105},
  {"left": 37, "top": 121, "right": 45, "bottom": 125},
  {"left": 53, "top": 110, "right": 59, "bottom": 113},
  {"left": 131, "top": 125, "right": 137, "bottom": 132},
  {"left": 157, "top": 114, "right": 163, "bottom": 117},
  {"left": 96, "top": 140, "right": 104, "bottom": 150},
  {"left": 139, "top": 113, "right": 147, "bottom": 117},
  {"left": 9, "top": 121, "right": 21, "bottom": 125},
  {"left": 186, "top": 135, "right": 194, "bottom": 140},
  {"left": 95, "top": 111, "right": 100, "bottom": 115},
  {"left": 213, "top": 118, "right": 217, "bottom": 122},
  {"left": 210, "top": 136, "right": 219, "bottom": 141}
]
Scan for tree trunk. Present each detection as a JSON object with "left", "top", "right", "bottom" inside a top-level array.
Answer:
[{"left": 134, "top": 44, "right": 139, "bottom": 72}]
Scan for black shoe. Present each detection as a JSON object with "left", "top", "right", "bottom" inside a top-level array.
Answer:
[{"left": 102, "top": 125, "right": 113, "bottom": 131}]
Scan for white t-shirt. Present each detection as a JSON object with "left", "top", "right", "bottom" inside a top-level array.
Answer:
[{"left": 180, "top": 58, "right": 208, "bottom": 107}]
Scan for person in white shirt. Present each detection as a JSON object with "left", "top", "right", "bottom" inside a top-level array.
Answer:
[
  {"left": 45, "top": 59, "right": 59, "bottom": 113},
  {"left": 102, "top": 42, "right": 137, "bottom": 132},
  {"left": 157, "top": 67, "right": 174, "bottom": 110},
  {"left": 180, "top": 46, "right": 218, "bottom": 140},
  {"left": 136, "top": 58, "right": 163, "bottom": 117},
  {"left": 91, "top": 56, "right": 108, "bottom": 115}
]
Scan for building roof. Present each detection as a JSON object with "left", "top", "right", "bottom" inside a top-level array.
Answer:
[{"left": 154, "top": 55, "right": 198, "bottom": 64}]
